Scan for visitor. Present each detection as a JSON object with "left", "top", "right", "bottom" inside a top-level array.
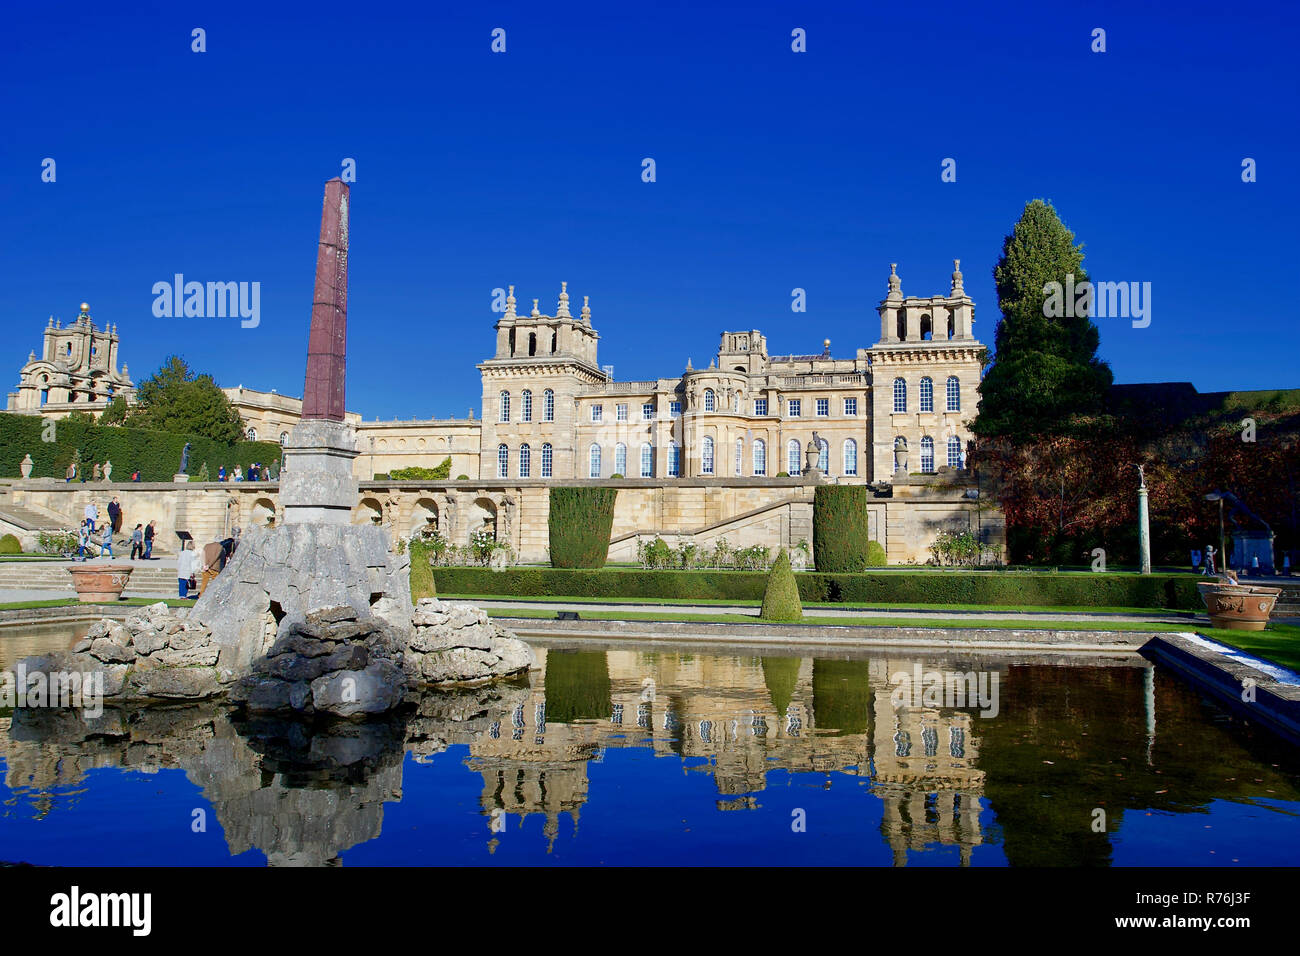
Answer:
[
  {"left": 234, "top": 465, "right": 244, "bottom": 482},
  {"left": 108, "top": 496, "right": 122, "bottom": 534},
  {"left": 93, "top": 462, "right": 101, "bottom": 481},
  {"left": 1205, "top": 545, "right": 1217, "bottom": 576},
  {"left": 176, "top": 541, "right": 199, "bottom": 599},
  {"left": 143, "top": 520, "right": 156, "bottom": 559},
  {"left": 66, "top": 461, "right": 77, "bottom": 483},
  {"left": 200, "top": 539, "right": 226, "bottom": 594},
  {"left": 218, "top": 465, "right": 226, "bottom": 482},
  {"left": 131, "top": 468, "right": 140, "bottom": 482},
  {"left": 101, "top": 525, "right": 114, "bottom": 559},
  {"left": 83, "top": 501, "right": 97, "bottom": 534},
  {"left": 130, "top": 523, "right": 144, "bottom": 560},
  {"left": 77, "top": 521, "right": 90, "bottom": 561}
]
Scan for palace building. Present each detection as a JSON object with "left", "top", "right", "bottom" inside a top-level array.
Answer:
[{"left": 7, "top": 304, "right": 136, "bottom": 415}]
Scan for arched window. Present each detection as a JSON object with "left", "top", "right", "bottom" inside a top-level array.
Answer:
[
  {"left": 704, "top": 389, "right": 715, "bottom": 412},
  {"left": 893, "top": 378, "right": 907, "bottom": 413},
  {"left": 920, "top": 377, "right": 934, "bottom": 413},
  {"left": 947, "top": 314, "right": 955, "bottom": 339},
  {"left": 499, "top": 391, "right": 510, "bottom": 423},
  {"left": 588, "top": 443, "right": 602, "bottom": 479},
  {"left": 640, "top": 443, "right": 653, "bottom": 478},
  {"left": 615, "top": 442, "right": 627, "bottom": 476},
  {"left": 818, "top": 438, "right": 829, "bottom": 473},
  {"left": 543, "top": 389, "right": 555, "bottom": 421},
  {"left": 279, "top": 431, "right": 288, "bottom": 445},
  {"left": 246, "top": 427, "right": 257, "bottom": 441},
  {"left": 946, "top": 376, "right": 960, "bottom": 412},
  {"left": 920, "top": 436, "right": 935, "bottom": 473},
  {"left": 787, "top": 439, "right": 801, "bottom": 474},
  {"left": 896, "top": 313, "right": 906, "bottom": 340},
  {"left": 528, "top": 332, "right": 537, "bottom": 357},
  {"left": 753, "top": 439, "right": 767, "bottom": 476},
  {"left": 668, "top": 443, "right": 681, "bottom": 477},
  {"left": 551, "top": 331, "right": 557, "bottom": 353},
  {"left": 508, "top": 328, "right": 516, "bottom": 355},
  {"left": 541, "top": 443, "right": 553, "bottom": 478},
  {"left": 701, "top": 436, "right": 715, "bottom": 475},
  {"left": 947, "top": 435, "right": 962, "bottom": 469},
  {"left": 497, "top": 443, "right": 509, "bottom": 478},
  {"left": 522, "top": 389, "right": 532, "bottom": 422},
  {"left": 733, "top": 392, "right": 740, "bottom": 412},
  {"left": 519, "top": 443, "right": 531, "bottom": 478},
  {"left": 735, "top": 438, "right": 744, "bottom": 476},
  {"left": 920, "top": 314, "right": 933, "bottom": 340},
  {"left": 844, "top": 438, "right": 858, "bottom": 476}
]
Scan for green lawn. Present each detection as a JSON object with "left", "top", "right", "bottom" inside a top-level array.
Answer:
[{"left": 0, "top": 597, "right": 196, "bottom": 611}]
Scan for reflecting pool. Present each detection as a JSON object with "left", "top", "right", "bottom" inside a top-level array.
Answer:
[{"left": 1, "top": 636, "right": 1298, "bottom": 866}]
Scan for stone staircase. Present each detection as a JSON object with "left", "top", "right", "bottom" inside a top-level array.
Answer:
[
  {"left": 0, "top": 482, "right": 68, "bottom": 531},
  {"left": 0, "top": 561, "right": 178, "bottom": 595}
]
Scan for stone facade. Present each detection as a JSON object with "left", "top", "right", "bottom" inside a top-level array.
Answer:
[{"left": 7, "top": 304, "right": 135, "bottom": 416}]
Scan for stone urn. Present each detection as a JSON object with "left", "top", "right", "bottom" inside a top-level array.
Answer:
[
  {"left": 67, "top": 564, "right": 134, "bottom": 602},
  {"left": 1198, "top": 575, "right": 1282, "bottom": 631},
  {"left": 19, "top": 454, "right": 33, "bottom": 479}
]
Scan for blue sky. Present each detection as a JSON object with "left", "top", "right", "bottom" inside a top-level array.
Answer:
[{"left": 2, "top": 0, "right": 1296, "bottom": 419}]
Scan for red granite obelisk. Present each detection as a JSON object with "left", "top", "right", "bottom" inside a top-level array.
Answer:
[{"left": 302, "top": 178, "right": 349, "bottom": 421}]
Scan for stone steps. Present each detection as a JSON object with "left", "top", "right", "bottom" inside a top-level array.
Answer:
[{"left": 0, "top": 563, "right": 178, "bottom": 592}]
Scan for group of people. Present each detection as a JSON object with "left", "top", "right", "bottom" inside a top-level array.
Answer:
[
  {"left": 175, "top": 528, "right": 240, "bottom": 598},
  {"left": 216, "top": 462, "right": 275, "bottom": 482},
  {"left": 74, "top": 496, "right": 157, "bottom": 561},
  {"left": 66, "top": 460, "right": 143, "bottom": 482}
]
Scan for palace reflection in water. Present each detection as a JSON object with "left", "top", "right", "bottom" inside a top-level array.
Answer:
[{"left": 2, "top": 640, "right": 1298, "bottom": 866}]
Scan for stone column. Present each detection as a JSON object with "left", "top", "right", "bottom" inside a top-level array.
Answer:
[{"left": 1137, "top": 468, "right": 1151, "bottom": 575}]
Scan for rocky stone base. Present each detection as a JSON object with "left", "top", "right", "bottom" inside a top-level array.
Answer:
[{"left": 410, "top": 598, "right": 535, "bottom": 685}]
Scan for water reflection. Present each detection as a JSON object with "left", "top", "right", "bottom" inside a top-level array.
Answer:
[{"left": 1, "top": 639, "right": 1298, "bottom": 866}]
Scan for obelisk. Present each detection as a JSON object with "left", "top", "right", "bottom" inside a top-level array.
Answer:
[{"left": 281, "top": 179, "right": 359, "bottom": 524}]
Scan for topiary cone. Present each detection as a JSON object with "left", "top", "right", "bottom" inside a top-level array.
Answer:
[{"left": 760, "top": 548, "right": 803, "bottom": 622}]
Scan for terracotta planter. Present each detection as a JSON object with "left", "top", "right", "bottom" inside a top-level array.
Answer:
[
  {"left": 1198, "top": 580, "right": 1281, "bottom": 631},
  {"left": 67, "top": 563, "right": 134, "bottom": 603}
]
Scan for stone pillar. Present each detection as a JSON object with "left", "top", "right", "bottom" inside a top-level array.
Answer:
[{"left": 1137, "top": 481, "right": 1151, "bottom": 575}]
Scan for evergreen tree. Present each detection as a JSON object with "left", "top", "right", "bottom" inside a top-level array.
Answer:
[
  {"left": 99, "top": 394, "right": 129, "bottom": 425},
  {"left": 128, "top": 356, "right": 246, "bottom": 444},
  {"left": 975, "top": 200, "right": 1113, "bottom": 438}
]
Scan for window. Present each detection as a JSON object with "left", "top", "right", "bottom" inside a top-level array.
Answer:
[
  {"left": 701, "top": 436, "right": 715, "bottom": 475},
  {"left": 947, "top": 435, "right": 962, "bottom": 469},
  {"left": 844, "top": 438, "right": 858, "bottom": 476},
  {"left": 615, "top": 442, "right": 628, "bottom": 476},
  {"left": 755, "top": 398, "right": 768, "bottom": 416},
  {"left": 541, "top": 443, "right": 553, "bottom": 478},
  {"left": 893, "top": 378, "right": 907, "bottom": 413},
  {"left": 670, "top": 400, "right": 682, "bottom": 417},
  {"left": 522, "top": 390, "right": 532, "bottom": 422},
  {"left": 588, "top": 444, "right": 602, "bottom": 478},
  {"left": 818, "top": 438, "right": 829, "bottom": 473},
  {"left": 279, "top": 431, "right": 288, "bottom": 445},
  {"left": 616, "top": 403, "right": 628, "bottom": 422},
  {"left": 519, "top": 443, "right": 531, "bottom": 477},
  {"left": 668, "top": 443, "right": 681, "bottom": 477},
  {"left": 642, "top": 403, "right": 654, "bottom": 421},
  {"left": 788, "top": 399, "right": 801, "bottom": 417},
  {"left": 544, "top": 389, "right": 555, "bottom": 421},
  {"left": 499, "top": 391, "right": 510, "bottom": 422},
  {"left": 735, "top": 438, "right": 744, "bottom": 476},
  {"left": 591, "top": 404, "right": 603, "bottom": 423},
  {"left": 844, "top": 397, "right": 857, "bottom": 416},
  {"left": 788, "top": 439, "right": 801, "bottom": 474},
  {"left": 497, "top": 443, "right": 508, "bottom": 478},
  {"left": 920, "top": 377, "right": 934, "bottom": 413},
  {"left": 946, "top": 376, "right": 960, "bottom": 412},
  {"left": 920, "top": 436, "right": 935, "bottom": 473},
  {"left": 733, "top": 393, "right": 740, "bottom": 412},
  {"left": 704, "top": 389, "right": 715, "bottom": 412},
  {"left": 246, "top": 427, "right": 257, "bottom": 441},
  {"left": 753, "top": 439, "right": 767, "bottom": 476},
  {"left": 640, "top": 443, "right": 653, "bottom": 477},
  {"left": 816, "top": 398, "right": 829, "bottom": 416}
]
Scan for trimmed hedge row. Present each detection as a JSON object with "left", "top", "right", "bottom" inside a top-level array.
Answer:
[
  {"left": 813, "top": 486, "right": 880, "bottom": 571},
  {"left": 549, "top": 486, "right": 618, "bottom": 568},
  {"left": 0, "top": 412, "right": 281, "bottom": 483},
  {"left": 431, "top": 567, "right": 1202, "bottom": 610}
]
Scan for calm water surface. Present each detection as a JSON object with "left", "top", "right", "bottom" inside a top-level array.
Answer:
[{"left": 1, "top": 631, "right": 1298, "bottom": 866}]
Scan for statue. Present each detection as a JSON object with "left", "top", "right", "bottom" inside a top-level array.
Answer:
[
  {"left": 179, "top": 442, "right": 191, "bottom": 475},
  {"left": 804, "top": 432, "right": 823, "bottom": 473},
  {"left": 102, "top": 460, "right": 112, "bottom": 482},
  {"left": 1136, "top": 463, "right": 1146, "bottom": 489},
  {"left": 893, "top": 436, "right": 908, "bottom": 474},
  {"left": 502, "top": 496, "right": 516, "bottom": 539}
]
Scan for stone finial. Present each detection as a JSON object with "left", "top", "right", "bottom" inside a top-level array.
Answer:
[
  {"left": 580, "top": 295, "right": 591, "bottom": 325},
  {"left": 951, "top": 258, "right": 964, "bottom": 295},
  {"left": 27, "top": 351, "right": 35, "bottom": 363},
  {"left": 709, "top": 357, "right": 716, "bottom": 369},
  {"left": 823, "top": 338, "right": 831, "bottom": 355},
  {"left": 887, "top": 263, "right": 902, "bottom": 300},
  {"left": 686, "top": 357, "right": 693, "bottom": 370},
  {"left": 504, "top": 284, "right": 517, "bottom": 319},
  {"left": 557, "top": 281, "right": 572, "bottom": 318},
  {"left": 531, "top": 298, "right": 540, "bottom": 317},
  {"left": 47, "top": 316, "right": 54, "bottom": 327}
]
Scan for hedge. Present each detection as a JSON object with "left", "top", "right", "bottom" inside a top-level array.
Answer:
[
  {"left": 0, "top": 534, "right": 21, "bottom": 554},
  {"left": 549, "top": 486, "right": 618, "bottom": 568},
  {"left": 813, "top": 486, "right": 873, "bottom": 572},
  {"left": 759, "top": 549, "right": 803, "bottom": 621},
  {"left": 0, "top": 412, "right": 281, "bottom": 483},
  {"left": 430, "top": 567, "right": 1202, "bottom": 610}
]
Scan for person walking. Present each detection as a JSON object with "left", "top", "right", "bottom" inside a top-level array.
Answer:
[
  {"left": 131, "top": 468, "right": 140, "bottom": 482},
  {"left": 66, "top": 461, "right": 77, "bottom": 483},
  {"left": 233, "top": 465, "right": 244, "bottom": 482},
  {"left": 176, "top": 541, "right": 199, "bottom": 598},
  {"left": 101, "top": 525, "right": 114, "bottom": 559},
  {"left": 143, "top": 520, "right": 156, "bottom": 559},
  {"left": 108, "top": 496, "right": 122, "bottom": 534},
  {"left": 83, "top": 501, "right": 97, "bottom": 534},
  {"left": 129, "top": 524, "right": 144, "bottom": 560},
  {"left": 218, "top": 464, "right": 227, "bottom": 482},
  {"left": 77, "top": 520, "right": 90, "bottom": 561}
]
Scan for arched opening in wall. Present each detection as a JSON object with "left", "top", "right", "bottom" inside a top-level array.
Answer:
[
  {"left": 920, "top": 314, "right": 933, "bottom": 341},
  {"left": 251, "top": 497, "right": 277, "bottom": 527},
  {"left": 551, "top": 331, "right": 557, "bottom": 353},
  {"left": 354, "top": 496, "right": 384, "bottom": 526},
  {"left": 410, "top": 496, "right": 439, "bottom": 536},
  {"left": 529, "top": 332, "right": 537, "bottom": 356},
  {"left": 948, "top": 314, "right": 955, "bottom": 339},
  {"left": 896, "top": 313, "right": 906, "bottom": 340},
  {"left": 508, "top": 328, "right": 516, "bottom": 356},
  {"left": 279, "top": 432, "right": 289, "bottom": 446},
  {"left": 468, "top": 497, "right": 498, "bottom": 543},
  {"left": 733, "top": 365, "right": 746, "bottom": 373}
]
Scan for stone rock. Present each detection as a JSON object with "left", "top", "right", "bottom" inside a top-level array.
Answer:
[
  {"left": 89, "top": 638, "right": 133, "bottom": 664},
  {"left": 132, "top": 627, "right": 170, "bottom": 655},
  {"left": 311, "top": 661, "right": 406, "bottom": 717},
  {"left": 127, "top": 666, "right": 223, "bottom": 700},
  {"left": 231, "top": 676, "right": 296, "bottom": 711},
  {"left": 151, "top": 642, "right": 221, "bottom": 668},
  {"left": 406, "top": 598, "right": 535, "bottom": 686},
  {"left": 99, "top": 663, "right": 130, "bottom": 697}
]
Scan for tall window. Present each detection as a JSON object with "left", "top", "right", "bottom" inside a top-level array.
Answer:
[
  {"left": 818, "top": 438, "right": 829, "bottom": 473},
  {"left": 246, "top": 427, "right": 257, "bottom": 441},
  {"left": 642, "top": 402, "right": 655, "bottom": 421},
  {"left": 588, "top": 444, "right": 602, "bottom": 478},
  {"left": 920, "top": 377, "right": 934, "bottom": 413},
  {"left": 668, "top": 443, "right": 681, "bottom": 477},
  {"left": 920, "top": 436, "right": 935, "bottom": 473},
  {"left": 541, "top": 443, "right": 553, "bottom": 478},
  {"left": 615, "top": 442, "right": 628, "bottom": 476},
  {"left": 519, "top": 443, "right": 531, "bottom": 478},
  {"left": 755, "top": 398, "right": 768, "bottom": 416},
  {"left": 522, "top": 390, "right": 532, "bottom": 422},
  {"left": 788, "top": 439, "right": 801, "bottom": 474},
  {"left": 844, "top": 397, "right": 857, "bottom": 416},
  {"left": 544, "top": 389, "right": 555, "bottom": 421},
  {"left": 704, "top": 389, "right": 715, "bottom": 412},
  {"left": 788, "top": 399, "right": 801, "bottom": 417},
  {"left": 753, "top": 439, "right": 767, "bottom": 476},
  {"left": 499, "top": 391, "right": 510, "bottom": 422},
  {"left": 591, "top": 404, "right": 603, "bottom": 423},
  {"left": 735, "top": 438, "right": 744, "bottom": 476},
  {"left": 816, "top": 398, "right": 829, "bottom": 416},
  {"left": 670, "top": 400, "right": 682, "bottom": 417},
  {"left": 844, "top": 438, "right": 858, "bottom": 476},
  {"left": 946, "top": 376, "right": 960, "bottom": 412},
  {"left": 733, "top": 393, "right": 740, "bottom": 412},
  {"left": 893, "top": 378, "right": 907, "bottom": 413},
  {"left": 497, "top": 443, "right": 508, "bottom": 478},
  {"left": 701, "top": 436, "right": 715, "bottom": 475},
  {"left": 616, "top": 403, "right": 628, "bottom": 422},
  {"left": 947, "top": 435, "right": 962, "bottom": 469},
  {"left": 640, "top": 443, "right": 653, "bottom": 477}
]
